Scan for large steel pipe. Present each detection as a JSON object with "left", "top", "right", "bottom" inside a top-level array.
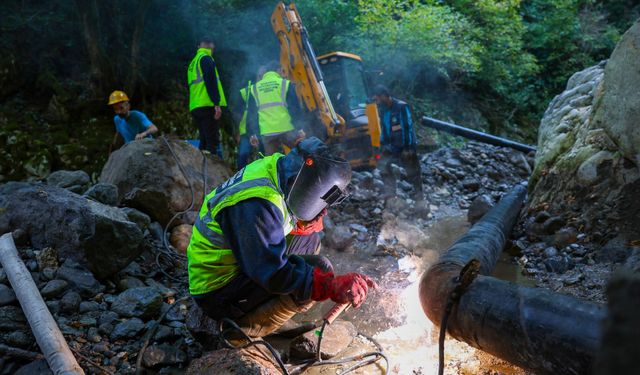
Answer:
[
  {"left": 421, "top": 117, "right": 536, "bottom": 154},
  {"left": 419, "top": 185, "right": 605, "bottom": 374}
]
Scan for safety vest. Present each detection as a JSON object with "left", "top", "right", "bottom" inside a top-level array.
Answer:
[
  {"left": 188, "top": 48, "right": 227, "bottom": 111},
  {"left": 238, "top": 81, "right": 252, "bottom": 136},
  {"left": 187, "top": 154, "right": 295, "bottom": 295},
  {"left": 252, "top": 71, "right": 295, "bottom": 135}
]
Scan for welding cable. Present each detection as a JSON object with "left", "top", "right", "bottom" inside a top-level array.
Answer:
[
  {"left": 154, "top": 136, "right": 209, "bottom": 282},
  {"left": 218, "top": 318, "right": 290, "bottom": 375},
  {"left": 438, "top": 259, "right": 481, "bottom": 375}
]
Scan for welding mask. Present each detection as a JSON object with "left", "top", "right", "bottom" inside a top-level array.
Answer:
[{"left": 283, "top": 138, "right": 352, "bottom": 221}]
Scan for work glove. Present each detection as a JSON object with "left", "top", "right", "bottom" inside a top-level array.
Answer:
[
  {"left": 310, "top": 268, "right": 377, "bottom": 308},
  {"left": 289, "top": 209, "right": 326, "bottom": 235}
]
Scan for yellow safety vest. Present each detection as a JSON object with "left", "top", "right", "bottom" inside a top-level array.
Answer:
[
  {"left": 252, "top": 71, "right": 295, "bottom": 135},
  {"left": 188, "top": 48, "right": 227, "bottom": 111}
]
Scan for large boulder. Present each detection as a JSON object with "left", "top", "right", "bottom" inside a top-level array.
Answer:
[
  {"left": 529, "top": 20, "right": 640, "bottom": 243},
  {"left": 0, "top": 182, "right": 144, "bottom": 279},
  {"left": 99, "top": 138, "right": 232, "bottom": 226}
]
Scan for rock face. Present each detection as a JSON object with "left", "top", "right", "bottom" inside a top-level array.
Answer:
[
  {"left": 99, "top": 138, "right": 232, "bottom": 226},
  {"left": 529, "top": 20, "right": 640, "bottom": 244},
  {"left": 0, "top": 182, "right": 144, "bottom": 279}
]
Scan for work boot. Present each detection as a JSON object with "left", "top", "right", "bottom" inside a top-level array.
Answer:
[{"left": 236, "top": 295, "right": 314, "bottom": 339}]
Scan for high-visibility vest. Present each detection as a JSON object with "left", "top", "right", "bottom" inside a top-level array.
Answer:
[
  {"left": 187, "top": 48, "right": 227, "bottom": 111},
  {"left": 252, "top": 71, "right": 295, "bottom": 135},
  {"left": 187, "top": 154, "right": 295, "bottom": 295},
  {"left": 238, "top": 81, "right": 252, "bottom": 136}
]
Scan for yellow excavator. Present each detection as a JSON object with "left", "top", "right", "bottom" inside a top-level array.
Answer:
[{"left": 271, "top": 2, "right": 381, "bottom": 169}]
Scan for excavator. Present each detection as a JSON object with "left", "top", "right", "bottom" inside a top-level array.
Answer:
[{"left": 271, "top": 2, "right": 381, "bottom": 169}]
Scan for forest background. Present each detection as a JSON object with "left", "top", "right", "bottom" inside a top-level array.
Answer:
[{"left": 0, "top": 0, "right": 638, "bottom": 180}]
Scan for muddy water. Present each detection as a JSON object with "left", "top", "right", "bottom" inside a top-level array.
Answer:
[{"left": 292, "top": 213, "right": 531, "bottom": 374}]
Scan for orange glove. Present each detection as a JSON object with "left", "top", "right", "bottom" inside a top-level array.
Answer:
[{"left": 290, "top": 209, "right": 326, "bottom": 235}]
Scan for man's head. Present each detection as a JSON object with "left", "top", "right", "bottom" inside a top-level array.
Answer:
[
  {"left": 199, "top": 37, "right": 215, "bottom": 52},
  {"left": 282, "top": 138, "right": 352, "bottom": 221},
  {"left": 258, "top": 61, "right": 282, "bottom": 79},
  {"left": 372, "top": 84, "right": 392, "bottom": 107},
  {"left": 108, "top": 90, "right": 130, "bottom": 118}
]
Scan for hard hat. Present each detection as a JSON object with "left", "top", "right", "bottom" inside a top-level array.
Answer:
[
  {"left": 108, "top": 90, "right": 129, "bottom": 105},
  {"left": 283, "top": 137, "right": 352, "bottom": 221}
]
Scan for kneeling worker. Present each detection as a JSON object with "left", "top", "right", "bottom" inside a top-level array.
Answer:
[
  {"left": 108, "top": 90, "right": 158, "bottom": 150},
  {"left": 187, "top": 137, "right": 376, "bottom": 338}
]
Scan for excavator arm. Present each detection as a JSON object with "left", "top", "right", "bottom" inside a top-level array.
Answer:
[{"left": 271, "top": 2, "right": 346, "bottom": 138}]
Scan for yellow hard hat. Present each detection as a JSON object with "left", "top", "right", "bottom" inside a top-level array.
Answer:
[{"left": 108, "top": 90, "right": 129, "bottom": 105}]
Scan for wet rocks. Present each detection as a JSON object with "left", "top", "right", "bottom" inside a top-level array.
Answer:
[
  {"left": 0, "top": 182, "right": 144, "bottom": 279},
  {"left": 40, "top": 279, "right": 69, "bottom": 298},
  {"left": 111, "top": 318, "right": 145, "bottom": 341},
  {"left": 0, "top": 284, "right": 16, "bottom": 306},
  {"left": 290, "top": 320, "right": 357, "bottom": 360},
  {"left": 56, "top": 260, "right": 104, "bottom": 298},
  {"left": 60, "top": 291, "right": 82, "bottom": 313},
  {"left": 142, "top": 344, "right": 188, "bottom": 367},
  {"left": 110, "top": 287, "right": 162, "bottom": 319}
]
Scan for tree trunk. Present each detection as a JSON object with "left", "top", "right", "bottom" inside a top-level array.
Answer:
[
  {"left": 126, "top": 0, "right": 152, "bottom": 98},
  {"left": 75, "top": 0, "right": 113, "bottom": 96},
  {"left": 0, "top": 233, "right": 84, "bottom": 375}
]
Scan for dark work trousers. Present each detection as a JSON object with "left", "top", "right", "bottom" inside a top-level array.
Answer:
[
  {"left": 191, "top": 107, "right": 221, "bottom": 157},
  {"left": 378, "top": 150, "right": 424, "bottom": 199},
  {"left": 193, "top": 232, "right": 329, "bottom": 320},
  {"left": 261, "top": 130, "right": 300, "bottom": 155}
]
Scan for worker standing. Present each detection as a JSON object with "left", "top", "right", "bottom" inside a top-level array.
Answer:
[
  {"left": 372, "top": 85, "right": 423, "bottom": 200},
  {"left": 187, "top": 37, "right": 226, "bottom": 157},
  {"left": 107, "top": 90, "right": 158, "bottom": 150},
  {"left": 247, "top": 62, "right": 305, "bottom": 155},
  {"left": 235, "top": 79, "right": 257, "bottom": 170},
  {"left": 187, "top": 137, "right": 376, "bottom": 338}
]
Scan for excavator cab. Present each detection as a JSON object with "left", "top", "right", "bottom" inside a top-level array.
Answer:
[{"left": 317, "top": 52, "right": 381, "bottom": 168}]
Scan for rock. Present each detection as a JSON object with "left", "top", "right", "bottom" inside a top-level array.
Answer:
[
  {"left": 554, "top": 227, "right": 578, "bottom": 248},
  {"left": 461, "top": 178, "right": 480, "bottom": 192},
  {"left": 60, "top": 291, "right": 82, "bottom": 313},
  {"left": 148, "top": 222, "right": 165, "bottom": 242},
  {"left": 46, "top": 301, "right": 60, "bottom": 315},
  {"left": 597, "top": 236, "right": 633, "bottom": 263},
  {"left": 120, "top": 207, "right": 151, "bottom": 232},
  {"left": 98, "top": 311, "right": 120, "bottom": 326},
  {"left": 41, "top": 267, "right": 56, "bottom": 281},
  {"left": 84, "top": 183, "right": 119, "bottom": 206},
  {"left": 544, "top": 256, "right": 574, "bottom": 274},
  {"left": 0, "top": 306, "right": 27, "bottom": 331},
  {"left": 534, "top": 211, "right": 551, "bottom": 223},
  {"left": 186, "top": 347, "right": 281, "bottom": 375},
  {"left": 542, "top": 217, "right": 565, "bottom": 235},
  {"left": 79, "top": 301, "right": 103, "bottom": 313},
  {"left": 385, "top": 196, "right": 409, "bottom": 214},
  {"left": 0, "top": 284, "right": 16, "bottom": 306},
  {"left": 348, "top": 223, "right": 368, "bottom": 233},
  {"left": 142, "top": 344, "right": 187, "bottom": 367},
  {"left": 186, "top": 304, "right": 219, "bottom": 346},
  {"left": 444, "top": 158, "right": 462, "bottom": 169},
  {"left": 56, "top": 260, "right": 104, "bottom": 298},
  {"left": 15, "top": 359, "right": 53, "bottom": 375},
  {"left": 323, "top": 225, "right": 354, "bottom": 251},
  {"left": 0, "top": 182, "right": 144, "bottom": 279},
  {"left": 99, "top": 138, "right": 232, "bottom": 226},
  {"left": 543, "top": 247, "right": 558, "bottom": 258},
  {"left": 110, "top": 287, "right": 162, "bottom": 319},
  {"left": 40, "top": 279, "right": 69, "bottom": 298},
  {"left": 170, "top": 224, "right": 193, "bottom": 254},
  {"left": 117, "top": 277, "right": 146, "bottom": 291},
  {"left": 36, "top": 247, "right": 58, "bottom": 271},
  {"left": 467, "top": 195, "right": 493, "bottom": 224},
  {"left": 290, "top": 320, "right": 357, "bottom": 359},
  {"left": 5, "top": 331, "right": 33, "bottom": 348},
  {"left": 413, "top": 200, "right": 431, "bottom": 217},
  {"left": 46, "top": 170, "right": 90, "bottom": 190},
  {"left": 529, "top": 21, "right": 640, "bottom": 244},
  {"left": 87, "top": 327, "right": 102, "bottom": 343},
  {"left": 11, "top": 228, "right": 29, "bottom": 246},
  {"left": 111, "top": 318, "right": 145, "bottom": 341}
]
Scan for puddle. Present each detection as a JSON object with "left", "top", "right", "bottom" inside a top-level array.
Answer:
[{"left": 492, "top": 253, "right": 536, "bottom": 287}]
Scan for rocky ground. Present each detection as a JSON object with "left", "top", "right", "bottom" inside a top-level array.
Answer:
[{"left": 0, "top": 138, "right": 628, "bottom": 374}]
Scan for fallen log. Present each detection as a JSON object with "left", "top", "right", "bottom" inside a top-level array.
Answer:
[
  {"left": 421, "top": 117, "right": 536, "bottom": 154},
  {"left": 419, "top": 185, "right": 605, "bottom": 375},
  {"left": 0, "top": 233, "right": 84, "bottom": 375}
]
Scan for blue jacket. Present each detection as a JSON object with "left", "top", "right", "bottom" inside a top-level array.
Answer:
[{"left": 379, "top": 98, "right": 416, "bottom": 154}]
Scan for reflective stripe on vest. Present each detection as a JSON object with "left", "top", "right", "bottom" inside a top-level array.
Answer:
[
  {"left": 188, "top": 48, "right": 227, "bottom": 111},
  {"left": 187, "top": 154, "right": 295, "bottom": 295},
  {"left": 252, "top": 71, "right": 294, "bottom": 135},
  {"left": 238, "top": 81, "right": 252, "bottom": 136}
]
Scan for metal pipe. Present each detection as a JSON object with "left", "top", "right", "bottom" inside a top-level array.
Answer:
[
  {"left": 419, "top": 185, "right": 605, "bottom": 374},
  {"left": 421, "top": 117, "right": 536, "bottom": 154}
]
